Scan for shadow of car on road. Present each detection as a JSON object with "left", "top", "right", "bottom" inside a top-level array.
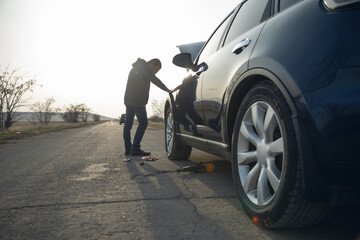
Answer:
[
  {"left": 121, "top": 142, "right": 360, "bottom": 239},
  {"left": 165, "top": 152, "right": 360, "bottom": 240}
]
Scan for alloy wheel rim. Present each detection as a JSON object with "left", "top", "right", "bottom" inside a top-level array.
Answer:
[
  {"left": 166, "top": 112, "right": 174, "bottom": 153},
  {"left": 237, "top": 101, "right": 284, "bottom": 206}
]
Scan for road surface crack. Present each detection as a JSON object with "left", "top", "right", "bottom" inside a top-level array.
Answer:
[
  {"left": 0, "top": 195, "right": 237, "bottom": 211},
  {"left": 130, "top": 170, "right": 178, "bottom": 179}
]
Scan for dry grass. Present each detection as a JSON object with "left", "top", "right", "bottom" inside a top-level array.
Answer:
[
  {"left": 0, "top": 121, "right": 104, "bottom": 143},
  {"left": 130, "top": 120, "right": 164, "bottom": 129},
  {"left": 147, "top": 121, "right": 164, "bottom": 129},
  {"left": 0, "top": 120, "right": 164, "bottom": 143},
  {"left": 8, "top": 122, "right": 80, "bottom": 132}
]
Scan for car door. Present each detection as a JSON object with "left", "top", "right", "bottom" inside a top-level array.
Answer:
[
  {"left": 175, "top": 11, "right": 236, "bottom": 139},
  {"left": 198, "top": 0, "right": 273, "bottom": 145}
]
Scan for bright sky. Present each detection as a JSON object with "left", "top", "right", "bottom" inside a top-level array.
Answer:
[{"left": 0, "top": 0, "right": 239, "bottom": 118}]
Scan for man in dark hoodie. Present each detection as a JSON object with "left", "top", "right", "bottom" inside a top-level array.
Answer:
[{"left": 123, "top": 58, "right": 170, "bottom": 156}]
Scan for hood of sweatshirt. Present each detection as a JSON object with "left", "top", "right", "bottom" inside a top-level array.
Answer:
[{"left": 132, "top": 58, "right": 147, "bottom": 67}]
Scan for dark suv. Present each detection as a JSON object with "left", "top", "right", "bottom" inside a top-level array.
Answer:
[{"left": 164, "top": 0, "right": 360, "bottom": 228}]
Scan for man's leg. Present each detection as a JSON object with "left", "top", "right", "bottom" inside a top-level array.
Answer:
[
  {"left": 131, "top": 106, "right": 150, "bottom": 156},
  {"left": 123, "top": 106, "right": 135, "bottom": 155}
]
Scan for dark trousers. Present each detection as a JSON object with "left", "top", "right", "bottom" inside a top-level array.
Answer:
[{"left": 123, "top": 105, "right": 148, "bottom": 151}]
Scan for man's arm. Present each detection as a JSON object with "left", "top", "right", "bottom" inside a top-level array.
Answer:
[
  {"left": 149, "top": 75, "right": 171, "bottom": 93},
  {"left": 171, "top": 84, "right": 182, "bottom": 93}
]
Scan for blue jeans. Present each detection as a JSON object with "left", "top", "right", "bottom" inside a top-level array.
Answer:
[{"left": 123, "top": 105, "right": 148, "bottom": 151}]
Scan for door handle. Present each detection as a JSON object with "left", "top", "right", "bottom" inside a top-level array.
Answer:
[{"left": 232, "top": 38, "right": 251, "bottom": 55}]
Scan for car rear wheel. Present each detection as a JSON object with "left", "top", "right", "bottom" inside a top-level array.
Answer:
[
  {"left": 232, "top": 81, "right": 328, "bottom": 228},
  {"left": 165, "top": 106, "right": 192, "bottom": 160}
]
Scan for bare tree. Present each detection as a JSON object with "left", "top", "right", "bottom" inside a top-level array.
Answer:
[
  {"left": 78, "top": 103, "right": 91, "bottom": 122},
  {"left": 61, "top": 103, "right": 92, "bottom": 123},
  {"left": 92, "top": 113, "right": 100, "bottom": 122},
  {"left": 30, "top": 97, "right": 61, "bottom": 125},
  {"left": 149, "top": 99, "right": 165, "bottom": 122},
  {"left": 0, "top": 75, "right": 4, "bottom": 131},
  {"left": 62, "top": 104, "right": 81, "bottom": 123},
  {"left": 0, "top": 63, "right": 37, "bottom": 130}
]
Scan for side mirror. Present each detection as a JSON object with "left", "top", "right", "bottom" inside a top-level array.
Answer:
[
  {"left": 172, "top": 53, "right": 194, "bottom": 70},
  {"left": 195, "top": 62, "right": 208, "bottom": 76}
]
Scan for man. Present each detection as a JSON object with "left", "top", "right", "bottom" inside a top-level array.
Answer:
[{"left": 123, "top": 58, "right": 170, "bottom": 156}]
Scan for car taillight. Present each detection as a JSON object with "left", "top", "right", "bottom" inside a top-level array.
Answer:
[{"left": 323, "top": 0, "right": 360, "bottom": 10}]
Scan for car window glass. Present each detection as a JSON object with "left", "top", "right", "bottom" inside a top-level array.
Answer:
[
  {"left": 197, "top": 14, "right": 233, "bottom": 64},
  {"left": 279, "top": 0, "right": 300, "bottom": 11},
  {"left": 224, "top": 0, "right": 271, "bottom": 46}
]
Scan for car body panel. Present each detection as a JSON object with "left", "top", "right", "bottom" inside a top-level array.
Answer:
[
  {"left": 251, "top": 1, "right": 360, "bottom": 163},
  {"left": 167, "top": 0, "right": 360, "bottom": 204},
  {"left": 201, "top": 22, "right": 266, "bottom": 144}
]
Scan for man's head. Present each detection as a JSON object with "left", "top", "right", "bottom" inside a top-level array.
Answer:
[{"left": 147, "top": 58, "right": 162, "bottom": 74}]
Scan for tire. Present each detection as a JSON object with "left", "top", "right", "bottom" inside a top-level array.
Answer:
[
  {"left": 165, "top": 106, "right": 192, "bottom": 160},
  {"left": 232, "top": 81, "right": 328, "bottom": 228}
]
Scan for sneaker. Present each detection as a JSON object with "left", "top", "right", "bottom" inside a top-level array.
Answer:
[
  {"left": 125, "top": 149, "right": 131, "bottom": 156},
  {"left": 130, "top": 148, "right": 151, "bottom": 156}
]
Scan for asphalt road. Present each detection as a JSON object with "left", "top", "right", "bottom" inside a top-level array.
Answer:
[{"left": 0, "top": 121, "right": 359, "bottom": 240}]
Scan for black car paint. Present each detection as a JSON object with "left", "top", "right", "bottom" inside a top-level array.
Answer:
[{"left": 167, "top": 0, "right": 360, "bottom": 204}]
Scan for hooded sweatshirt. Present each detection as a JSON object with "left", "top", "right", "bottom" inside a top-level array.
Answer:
[{"left": 124, "top": 58, "right": 168, "bottom": 107}]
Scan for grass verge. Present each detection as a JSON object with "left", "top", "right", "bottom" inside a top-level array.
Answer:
[
  {"left": 147, "top": 121, "right": 164, "bottom": 129},
  {"left": 0, "top": 121, "right": 105, "bottom": 144}
]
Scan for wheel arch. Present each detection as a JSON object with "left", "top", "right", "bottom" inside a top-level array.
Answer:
[{"left": 225, "top": 68, "right": 299, "bottom": 152}]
